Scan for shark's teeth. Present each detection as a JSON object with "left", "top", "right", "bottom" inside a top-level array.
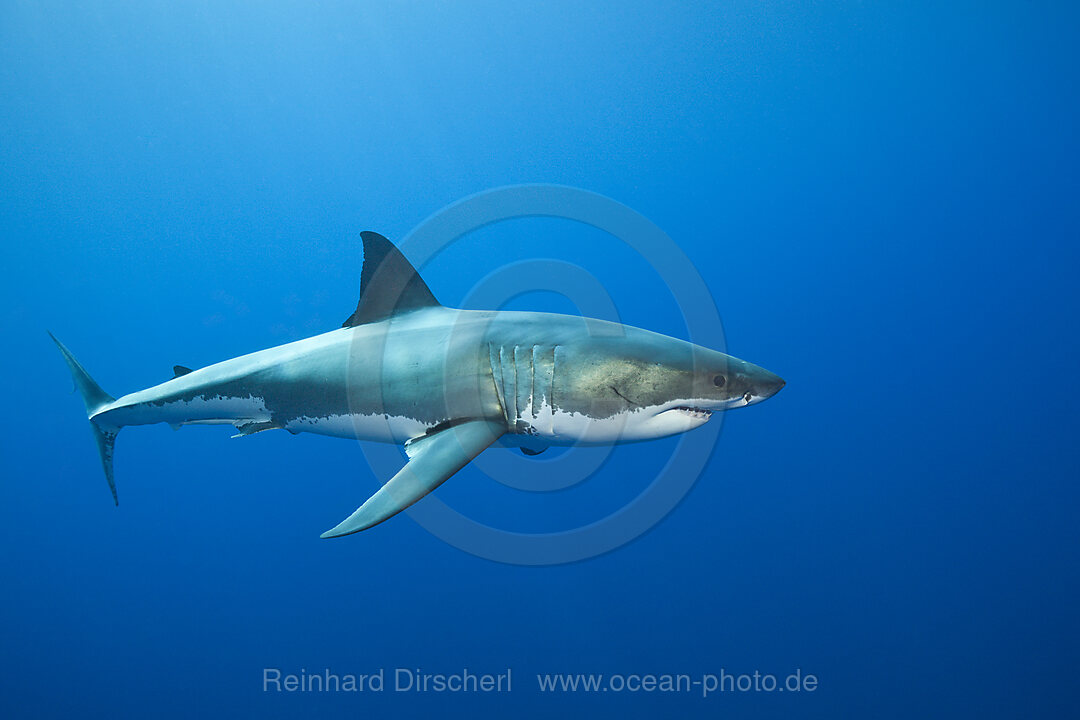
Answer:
[{"left": 671, "top": 406, "right": 712, "bottom": 419}]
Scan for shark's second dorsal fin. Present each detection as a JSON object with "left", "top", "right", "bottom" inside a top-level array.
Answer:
[{"left": 342, "top": 231, "right": 441, "bottom": 327}]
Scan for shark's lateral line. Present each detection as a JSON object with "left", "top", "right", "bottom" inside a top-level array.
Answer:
[{"left": 53, "top": 231, "right": 785, "bottom": 537}]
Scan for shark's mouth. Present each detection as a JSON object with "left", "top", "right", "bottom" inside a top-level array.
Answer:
[{"left": 670, "top": 405, "right": 713, "bottom": 420}]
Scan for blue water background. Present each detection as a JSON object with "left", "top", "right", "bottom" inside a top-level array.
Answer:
[{"left": 1, "top": 2, "right": 1078, "bottom": 717}]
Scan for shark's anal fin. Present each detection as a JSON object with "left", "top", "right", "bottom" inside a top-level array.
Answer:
[
  {"left": 320, "top": 419, "right": 505, "bottom": 538},
  {"left": 173, "top": 365, "right": 193, "bottom": 378}
]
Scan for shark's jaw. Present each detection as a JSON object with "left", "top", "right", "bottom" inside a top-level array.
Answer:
[
  {"left": 650, "top": 405, "right": 713, "bottom": 434},
  {"left": 559, "top": 399, "right": 723, "bottom": 443},
  {"left": 668, "top": 405, "right": 714, "bottom": 419},
  {"left": 637, "top": 393, "right": 773, "bottom": 437}
]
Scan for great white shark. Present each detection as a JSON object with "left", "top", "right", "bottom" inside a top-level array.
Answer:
[{"left": 53, "top": 232, "right": 784, "bottom": 538}]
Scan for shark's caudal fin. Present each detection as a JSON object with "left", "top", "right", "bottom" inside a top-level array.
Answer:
[
  {"left": 321, "top": 420, "right": 505, "bottom": 538},
  {"left": 49, "top": 333, "right": 120, "bottom": 505},
  {"left": 342, "top": 231, "right": 443, "bottom": 327}
]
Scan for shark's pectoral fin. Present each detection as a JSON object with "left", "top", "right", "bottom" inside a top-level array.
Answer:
[{"left": 320, "top": 420, "right": 505, "bottom": 539}]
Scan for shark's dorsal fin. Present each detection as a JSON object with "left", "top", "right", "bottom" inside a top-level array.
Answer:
[
  {"left": 342, "top": 231, "right": 441, "bottom": 327},
  {"left": 173, "top": 365, "right": 193, "bottom": 378}
]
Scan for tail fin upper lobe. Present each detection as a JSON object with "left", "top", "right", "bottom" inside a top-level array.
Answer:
[{"left": 50, "top": 332, "right": 120, "bottom": 505}]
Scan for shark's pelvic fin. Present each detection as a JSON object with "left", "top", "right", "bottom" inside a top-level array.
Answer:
[
  {"left": 231, "top": 420, "right": 283, "bottom": 438},
  {"left": 320, "top": 419, "right": 505, "bottom": 538},
  {"left": 342, "top": 231, "right": 442, "bottom": 327},
  {"left": 173, "top": 365, "right": 193, "bottom": 378},
  {"left": 49, "top": 332, "right": 120, "bottom": 505}
]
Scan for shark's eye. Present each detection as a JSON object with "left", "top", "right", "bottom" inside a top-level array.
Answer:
[{"left": 713, "top": 374, "right": 726, "bottom": 388}]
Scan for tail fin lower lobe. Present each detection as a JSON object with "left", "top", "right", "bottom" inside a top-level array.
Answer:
[{"left": 50, "top": 332, "right": 120, "bottom": 505}]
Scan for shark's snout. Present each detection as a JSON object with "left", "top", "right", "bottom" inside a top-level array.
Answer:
[
  {"left": 743, "top": 369, "right": 785, "bottom": 406},
  {"left": 760, "top": 373, "right": 785, "bottom": 398}
]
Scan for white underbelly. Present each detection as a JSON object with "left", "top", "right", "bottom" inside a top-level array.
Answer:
[{"left": 285, "top": 412, "right": 429, "bottom": 443}]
